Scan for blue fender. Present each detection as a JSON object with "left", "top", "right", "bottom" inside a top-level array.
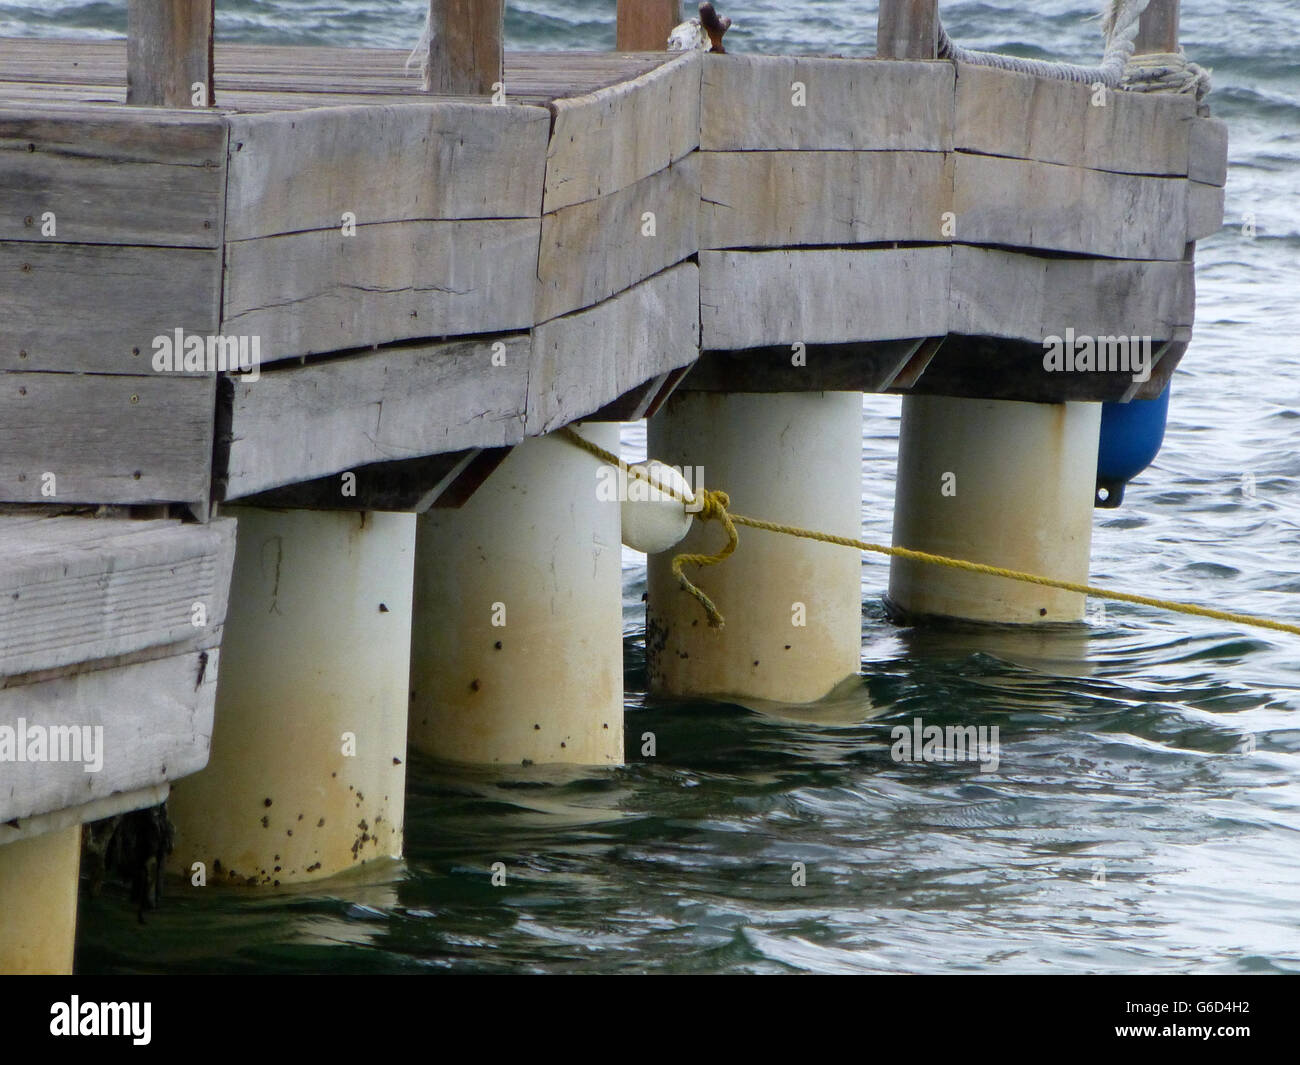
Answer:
[{"left": 1095, "top": 384, "right": 1171, "bottom": 508}]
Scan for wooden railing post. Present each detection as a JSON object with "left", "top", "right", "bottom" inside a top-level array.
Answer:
[
  {"left": 126, "top": 0, "right": 215, "bottom": 107},
  {"left": 616, "top": 0, "right": 681, "bottom": 51},
  {"left": 423, "top": 0, "right": 506, "bottom": 95},
  {"left": 877, "top": 0, "right": 940, "bottom": 60},
  {"left": 1135, "top": 0, "right": 1180, "bottom": 54}
]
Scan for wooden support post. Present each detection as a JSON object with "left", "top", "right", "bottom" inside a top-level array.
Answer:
[
  {"left": 877, "top": 0, "right": 939, "bottom": 60},
  {"left": 423, "top": 0, "right": 506, "bottom": 95},
  {"left": 126, "top": 0, "right": 214, "bottom": 107},
  {"left": 616, "top": 0, "right": 680, "bottom": 51},
  {"left": 1136, "top": 0, "right": 1180, "bottom": 54}
]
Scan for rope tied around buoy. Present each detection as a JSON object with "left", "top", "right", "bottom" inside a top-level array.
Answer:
[{"left": 557, "top": 427, "right": 1300, "bottom": 640}]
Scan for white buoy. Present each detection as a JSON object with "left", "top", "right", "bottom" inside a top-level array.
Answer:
[
  {"left": 620, "top": 460, "right": 696, "bottom": 555},
  {"left": 0, "top": 826, "right": 80, "bottom": 974},
  {"left": 888, "top": 395, "right": 1102, "bottom": 623},
  {"left": 409, "top": 424, "right": 624, "bottom": 766},
  {"left": 168, "top": 507, "right": 415, "bottom": 886},
  {"left": 646, "top": 391, "right": 864, "bottom": 704}
]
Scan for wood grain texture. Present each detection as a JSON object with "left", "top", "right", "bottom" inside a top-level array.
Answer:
[
  {"left": 544, "top": 49, "right": 700, "bottom": 213},
  {"left": 221, "top": 218, "right": 540, "bottom": 361},
  {"left": 222, "top": 336, "right": 531, "bottom": 499},
  {"left": 0, "top": 108, "right": 226, "bottom": 247},
  {"left": 1136, "top": 0, "right": 1181, "bottom": 54},
  {"left": 226, "top": 102, "right": 550, "bottom": 240},
  {"left": 876, "top": 0, "right": 939, "bottom": 60},
  {"left": 699, "top": 247, "right": 951, "bottom": 350},
  {"left": 126, "top": 0, "right": 214, "bottom": 108},
  {"left": 1187, "top": 117, "right": 1229, "bottom": 187},
  {"left": 537, "top": 154, "right": 699, "bottom": 323},
  {"left": 701, "top": 55, "right": 953, "bottom": 151},
  {"left": 0, "top": 241, "right": 222, "bottom": 375},
  {"left": 1186, "top": 180, "right": 1225, "bottom": 241},
  {"left": 0, "top": 372, "right": 215, "bottom": 506},
  {"left": 953, "top": 154, "right": 1190, "bottom": 260},
  {"left": 0, "top": 516, "right": 234, "bottom": 678},
  {"left": 954, "top": 63, "right": 1194, "bottom": 177},
  {"left": 701, "top": 150, "right": 951, "bottom": 249},
  {"left": 0, "top": 646, "right": 220, "bottom": 824},
  {"left": 951, "top": 246, "right": 1195, "bottom": 342},
  {"left": 423, "top": 0, "right": 505, "bottom": 95},
  {"left": 529, "top": 262, "right": 699, "bottom": 433},
  {"left": 616, "top": 0, "right": 681, "bottom": 51}
]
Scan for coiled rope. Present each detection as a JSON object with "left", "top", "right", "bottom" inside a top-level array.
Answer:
[
  {"left": 558, "top": 427, "right": 1299, "bottom": 639},
  {"left": 936, "top": 0, "right": 1211, "bottom": 114}
]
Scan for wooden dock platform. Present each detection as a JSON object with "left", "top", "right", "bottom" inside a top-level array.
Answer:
[{"left": 0, "top": 34, "right": 1226, "bottom": 515}]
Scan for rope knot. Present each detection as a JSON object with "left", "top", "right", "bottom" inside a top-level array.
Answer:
[{"left": 697, "top": 488, "right": 731, "bottom": 522}]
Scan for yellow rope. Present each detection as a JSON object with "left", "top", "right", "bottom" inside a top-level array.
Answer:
[{"left": 557, "top": 427, "right": 1300, "bottom": 638}]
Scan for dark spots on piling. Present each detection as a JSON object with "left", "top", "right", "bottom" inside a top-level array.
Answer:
[
  {"left": 297, "top": 813, "right": 303, "bottom": 821},
  {"left": 560, "top": 742, "right": 567, "bottom": 749},
  {"left": 260, "top": 815, "right": 269, "bottom": 828},
  {"left": 273, "top": 880, "right": 280, "bottom": 887},
  {"left": 317, "top": 817, "right": 325, "bottom": 827},
  {"left": 274, "top": 865, "right": 281, "bottom": 873},
  {"left": 753, "top": 660, "right": 760, "bottom": 667},
  {"left": 602, "top": 723, "right": 609, "bottom": 729},
  {"left": 306, "top": 862, "right": 321, "bottom": 873},
  {"left": 393, "top": 756, "right": 402, "bottom": 765},
  {"left": 533, "top": 723, "right": 540, "bottom": 730},
  {"left": 494, "top": 641, "right": 503, "bottom": 650},
  {"left": 213, "top": 859, "right": 223, "bottom": 874},
  {"left": 470, "top": 678, "right": 481, "bottom": 692},
  {"left": 379, "top": 602, "right": 389, "bottom": 613},
  {"left": 1039, "top": 607, "right": 1048, "bottom": 616},
  {"left": 358, "top": 820, "right": 369, "bottom": 832},
  {"left": 522, "top": 758, "right": 533, "bottom": 767},
  {"left": 286, "top": 829, "right": 293, "bottom": 837},
  {"left": 263, "top": 798, "right": 272, "bottom": 807},
  {"left": 331, "top": 772, "right": 337, "bottom": 779}
]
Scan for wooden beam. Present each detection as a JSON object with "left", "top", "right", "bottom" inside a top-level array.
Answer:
[
  {"left": 617, "top": 0, "right": 680, "bottom": 51},
  {"left": 1136, "top": 0, "right": 1180, "bottom": 54},
  {"left": 877, "top": 0, "right": 939, "bottom": 60},
  {"left": 423, "top": 0, "right": 505, "bottom": 95},
  {"left": 126, "top": 0, "right": 214, "bottom": 108}
]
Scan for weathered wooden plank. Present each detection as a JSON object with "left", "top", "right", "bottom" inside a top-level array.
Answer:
[
  {"left": 0, "top": 373, "right": 215, "bottom": 506},
  {"left": 701, "top": 55, "right": 953, "bottom": 152},
  {"left": 421, "top": 0, "right": 505, "bottom": 95},
  {"left": 221, "top": 218, "right": 540, "bottom": 361},
  {"left": 222, "top": 336, "right": 531, "bottom": 499},
  {"left": 529, "top": 262, "right": 699, "bottom": 433},
  {"left": 544, "top": 49, "right": 701, "bottom": 213},
  {"left": 950, "top": 246, "right": 1195, "bottom": 342},
  {"left": 699, "top": 246, "right": 951, "bottom": 350},
  {"left": 877, "top": 0, "right": 939, "bottom": 60},
  {"left": 701, "top": 150, "right": 951, "bottom": 249},
  {"left": 537, "top": 154, "right": 699, "bottom": 323},
  {"left": 0, "top": 242, "right": 221, "bottom": 375},
  {"left": 0, "top": 646, "right": 220, "bottom": 825},
  {"left": 127, "top": 0, "right": 214, "bottom": 108},
  {"left": 0, "top": 109, "right": 226, "bottom": 247},
  {"left": 1187, "top": 180, "right": 1225, "bottom": 241},
  {"left": 225, "top": 102, "right": 550, "bottom": 241},
  {"left": 616, "top": 0, "right": 681, "bottom": 51},
  {"left": 0, "top": 517, "right": 234, "bottom": 678},
  {"left": 954, "top": 154, "right": 1189, "bottom": 260},
  {"left": 1188, "top": 117, "right": 1228, "bottom": 187},
  {"left": 954, "top": 63, "right": 1194, "bottom": 176}
]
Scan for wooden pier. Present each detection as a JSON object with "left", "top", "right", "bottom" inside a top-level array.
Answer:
[{"left": 0, "top": 0, "right": 1227, "bottom": 972}]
